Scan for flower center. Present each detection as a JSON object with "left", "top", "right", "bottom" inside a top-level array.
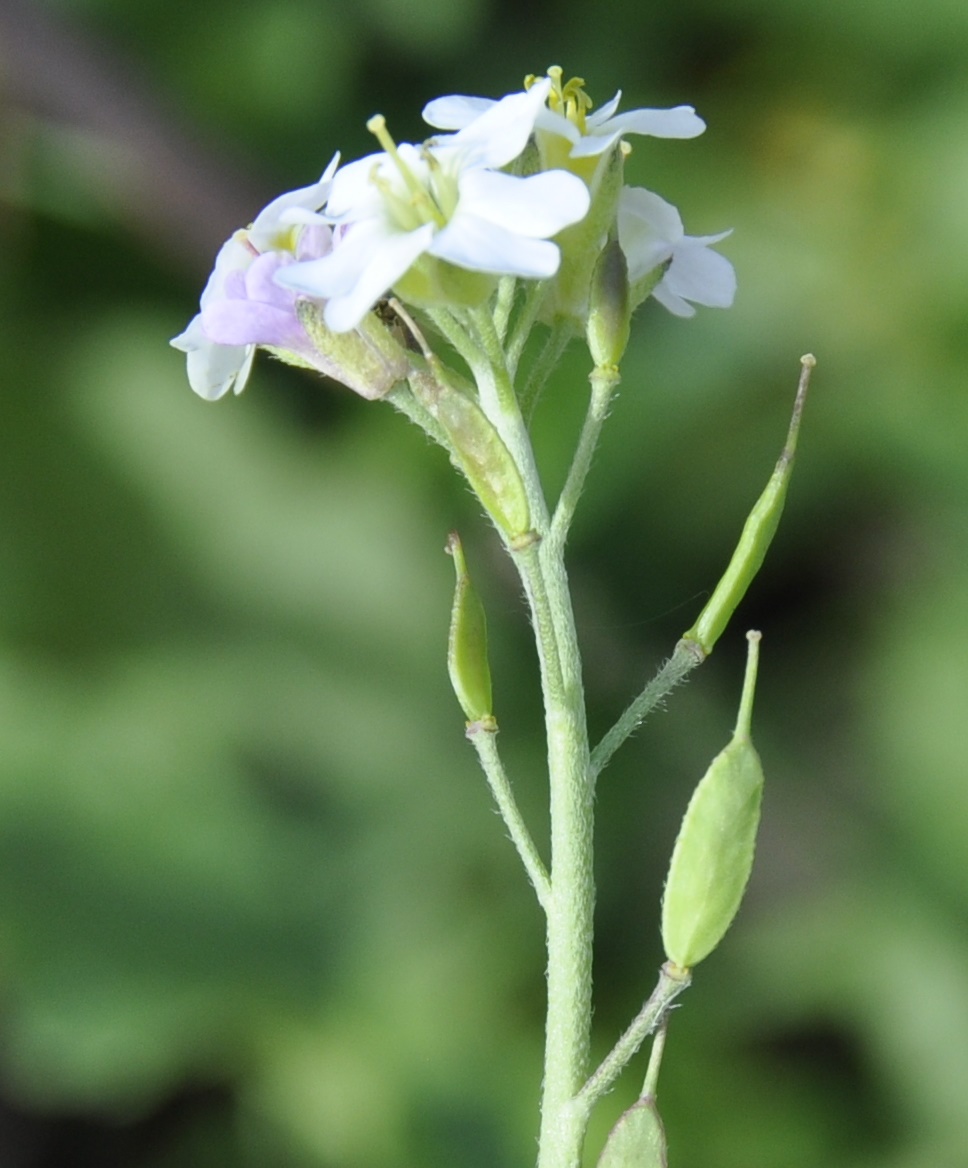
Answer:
[
  {"left": 366, "top": 115, "right": 449, "bottom": 231},
  {"left": 527, "top": 66, "right": 593, "bottom": 134}
]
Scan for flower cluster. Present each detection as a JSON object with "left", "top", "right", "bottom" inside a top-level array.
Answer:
[{"left": 172, "top": 67, "right": 735, "bottom": 400}]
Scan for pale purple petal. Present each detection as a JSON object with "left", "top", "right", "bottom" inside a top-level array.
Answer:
[
  {"left": 458, "top": 168, "right": 590, "bottom": 236},
  {"left": 245, "top": 251, "right": 299, "bottom": 308},
  {"left": 431, "top": 215, "right": 561, "bottom": 278},
  {"left": 203, "top": 299, "right": 306, "bottom": 350}
]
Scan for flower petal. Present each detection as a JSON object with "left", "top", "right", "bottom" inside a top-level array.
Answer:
[
  {"left": 203, "top": 298, "right": 305, "bottom": 350},
  {"left": 664, "top": 239, "right": 736, "bottom": 308},
  {"left": 423, "top": 94, "right": 496, "bottom": 130},
  {"left": 324, "top": 224, "right": 435, "bottom": 332},
  {"left": 602, "top": 105, "right": 706, "bottom": 140},
  {"left": 458, "top": 168, "right": 590, "bottom": 237},
  {"left": 431, "top": 215, "right": 561, "bottom": 279},
  {"left": 451, "top": 78, "right": 551, "bottom": 170}
]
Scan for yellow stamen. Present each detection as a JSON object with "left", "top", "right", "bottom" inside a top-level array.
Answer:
[
  {"left": 529, "top": 65, "right": 594, "bottom": 134},
  {"left": 366, "top": 114, "right": 446, "bottom": 227}
]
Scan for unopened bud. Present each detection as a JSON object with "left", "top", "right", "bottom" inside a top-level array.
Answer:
[
  {"left": 445, "top": 533, "right": 494, "bottom": 726},
  {"left": 661, "top": 631, "right": 765, "bottom": 971},
  {"left": 586, "top": 239, "right": 631, "bottom": 368}
]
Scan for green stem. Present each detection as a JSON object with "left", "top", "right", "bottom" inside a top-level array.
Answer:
[
  {"left": 591, "top": 639, "right": 706, "bottom": 781},
  {"left": 467, "top": 724, "right": 552, "bottom": 913},
  {"left": 641, "top": 1016, "right": 669, "bottom": 1100},
  {"left": 572, "top": 964, "right": 690, "bottom": 1121},
  {"left": 514, "top": 539, "right": 595, "bottom": 1168},
  {"left": 549, "top": 364, "right": 619, "bottom": 555},
  {"left": 520, "top": 319, "right": 577, "bottom": 422},
  {"left": 507, "top": 281, "right": 549, "bottom": 377},
  {"left": 493, "top": 275, "right": 517, "bottom": 343},
  {"left": 388, "top": 381, "right": 460, "bottom": 454}
]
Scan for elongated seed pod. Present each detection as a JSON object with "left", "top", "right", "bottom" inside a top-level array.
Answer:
[
  {"left": 596, "top": 1097, "right": 667, "bottom": 1168},
  {"left": 445, "top": 533, "right": 494, "bottom": 726},
  {"left": 661, "top": 631, "right": 764, "bottom": 970},
  {"left": 409, "top": 366, "right": 531, "bottom": 543},
  {"left": 683, "top": 356, "right": 814, "bottom": 656}
]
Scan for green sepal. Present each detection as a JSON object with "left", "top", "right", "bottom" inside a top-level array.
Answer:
[
  {"left": 445, "top": 533, "right": 494, "bottom": 725},
  {"left": 596, "top": 1097, "right": 668, "bottom": 1168},
  {"left": 661, "top": 632, "right": 765, "bottom": 970},
  {"left": 408, "top": 364, "right": 531, "bottom": 542},
  {"left": 296, "top": 300, "right": 411, "bottom": 400},
  {"left": 683, "top": 357, "right": 814, "bottom": 655},
  {"left": 546, "top": 143, "right": 626, "bottom": 325}
]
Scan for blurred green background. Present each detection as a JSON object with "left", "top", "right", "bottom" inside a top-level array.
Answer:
[{"left": 2, "top": 0, "right": 968, "bottom": 1164}]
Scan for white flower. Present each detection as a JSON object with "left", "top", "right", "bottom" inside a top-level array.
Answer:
[
  {"left": 423, "top": 67, "right": 705, "bottom": 166},
  {"left": 618, "top": 187, "right": 736, "bottom": 318},
  {"left": 170, "top": 158, "right": 338, "bottom": 400},
  {"left": 274, "top": 80, "right": 591, "bottom": 333}
]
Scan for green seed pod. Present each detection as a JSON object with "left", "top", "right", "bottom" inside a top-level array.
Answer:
[
  {"left": 596, "top": 1097, "right": 667, "bottom": 1168},
  {"left": 587, "top": 239, "right": 631, "bottom": 369},
  {"left": 661, "top": 631, "right": 765, "bottom": 971},
  {"left": 445, "top": 533, "right": 494, "bottom": 727},
  {"left": 683, "top": 356, "right": 814, "bottom": 656},
  {"left": 409, "top": 365, "right": 531, "bottom": 542}
]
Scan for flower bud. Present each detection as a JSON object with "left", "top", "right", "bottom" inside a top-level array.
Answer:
[
  {"left": 683, "top": 356, "right": 814, "bottom": 655},
  {"left": 445, "top": 533, "right": 494, "bottom": 726},
  {"left": 409, "top": 366, "right": 531, "bottom": 543},
  {"left": 586, "top": 239, "right": 631, "bottom": 368},
  {"left": 661, "top": 631, "right": 764, "bottom": 971},
  {"left": 596, "top": 1097, "right": 667, "bottom": 1168}
]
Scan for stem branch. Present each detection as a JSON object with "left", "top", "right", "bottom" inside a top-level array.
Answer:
[{"left": 468, "top": 724, "right": 552, "bottom": 912}]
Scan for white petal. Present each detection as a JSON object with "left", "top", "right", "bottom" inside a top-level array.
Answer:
[
  {"left": 652, "top": 282, "right": 697, "bottom": 318},
  {"left": 458, "top": 169, "right": 590, "bottom": 236},
  {"left": 585, "top": 91, "right": 623, "bottom": 128},
  {"left": 618, "top": 188, "right": 684, "bottom": 281},
  {"left": 665, "top": 241, "right": 736, "bottom": 308},
  {"left": 535, "top": 108, "right": 582, "bottom": 147},
  {"left": 568, "top": 130, "right": 622, "bottom": 159},
  {"left": 183, "top": 336, "right": 256, "bottom": 399},
  {"left": 604, "top": 105, "right": 705, "bottom": 140},
  {"left": 423, "top": 94, "right": 496, "bottom": 129},
  {"left": 324, "top": 224, "right": 435, "bottom": 332},
  {"left": 452, "top": 79, "right": 551, "bottom": 170},
  {"left": 431, "top": 215, "right": 560, "bottom": 278},
  {"left": 325, "top": 152, "right": 394, "bottom": 219},
  {"left": 276, "top": 218, "right": 393, "bottom": 298},
  {"left": 249, "top": 155, "right": 340, "bottom": 250}
]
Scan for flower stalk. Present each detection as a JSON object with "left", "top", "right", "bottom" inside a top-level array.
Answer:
[{"left": 169, "top": 65, "right": 808, "bottom": 1168}]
